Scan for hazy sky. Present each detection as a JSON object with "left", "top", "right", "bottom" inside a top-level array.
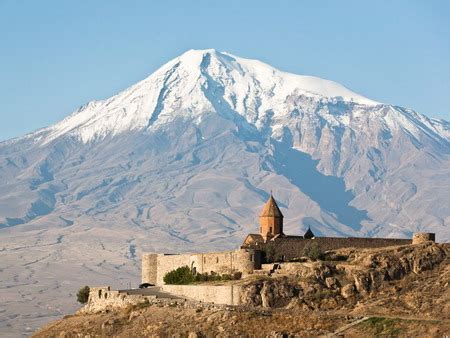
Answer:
[{"left": 0, "top": 0, "right": 449, "bottom": 141}]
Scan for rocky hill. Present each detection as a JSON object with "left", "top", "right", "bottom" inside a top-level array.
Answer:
[{"left": 32, "top": 242, "right": 450, "bottom": 337}]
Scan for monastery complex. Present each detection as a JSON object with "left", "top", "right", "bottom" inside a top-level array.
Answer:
[{"left": 142, "top": 194, "right": 435, "bottom": 286}]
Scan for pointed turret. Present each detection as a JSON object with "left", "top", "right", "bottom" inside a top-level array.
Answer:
[
  {"left": 259, "top": 193, "right": 284, "bottom": 240},
  {"left": 304, "top": 226, "right": 315, "bottom": 239}
]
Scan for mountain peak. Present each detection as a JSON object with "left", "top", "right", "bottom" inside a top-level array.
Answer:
[
  {"left": 35, "top": 50, "right": 392, "bottom": 144},
  {"left": 176, "top": 48, "right": 219, "bottom": 66}
]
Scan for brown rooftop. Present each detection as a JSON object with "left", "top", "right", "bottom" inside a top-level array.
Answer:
[{"left": 260, "top": 194, "right": 284, "bottom": 218}]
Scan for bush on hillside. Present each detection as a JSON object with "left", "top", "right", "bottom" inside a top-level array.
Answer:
[
  {"left": 77, "top": 286, "right": 90, "bottom": 304},
  {"left": 163, "top": 266, "right": 195, "bottom": 285},
  {"left": 193, "top": 271, "right": 242, "bottom": 282},
  {"left": 163, "top": 266, "right": 242, "bottom": 284}
]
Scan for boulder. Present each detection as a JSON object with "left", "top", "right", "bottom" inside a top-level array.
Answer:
[
  {"left": 341, "top": 284, "right": 356, "bottom": 299},
  {"left": 325, "top": 277, "right": 340, "bottom": 289}
]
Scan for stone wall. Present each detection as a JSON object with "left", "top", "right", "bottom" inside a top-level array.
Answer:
[
  {"left": 143, "top": 249, "right": 262, "bottom": 286},
  {"left": 155, "top": 254, "right": 191, "bottom": 286},
  {"left": 412, "top": 233, "right": 436, "bottom": 244},
  {"left": 81, "top": 286, "right": 156, "bottom": 313},
  {"left": 143, "top": 235, "right": 416, "bottom": 285},
  {"left": 142, "top": 254, "right": 158, "bottom": 284},
  {"left": 161, "top": 285, "right": 242, "bottom": 305},
  {"left": 250, "top": 236, "right": 412, "bottom": 261},
  {"left": 80, "top": 285, "right": 246, "bottom": 313}
]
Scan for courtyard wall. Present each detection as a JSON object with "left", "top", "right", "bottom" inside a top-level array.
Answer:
[
  {"left": 142, "top": 248, "right": 261, "bottom": 286},
  {"left": 248, "top": 236, "right": 412, "bottom": 261}
]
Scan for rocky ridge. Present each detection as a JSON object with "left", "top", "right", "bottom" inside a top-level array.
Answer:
[{"left": 33, "top": 243, "right": 450, "bottom": 337}]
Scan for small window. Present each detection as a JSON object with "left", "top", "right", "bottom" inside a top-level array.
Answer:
[
  {"left": 250, "top": 254, "right": 253, "bottom": 261},
  {"left": 98, "top": 290, "right": 102, "bottom": 298},
  {"left": 269, "top": 227, "right": 273, "bottom": 234},
  {"left": 216, "top": 257, "right": 219, "bottom": 263},
  {"left": 203, "top": 257, "right": 206, "bottom": 263},
  {"left": 104, "top": 293, "right": 108, "bottom": 299}
]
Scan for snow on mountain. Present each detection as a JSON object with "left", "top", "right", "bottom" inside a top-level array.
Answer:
[
  {"left": 0, "top": 49, "right": 449, "bottom": 336},
  {"left": 40, "top": 49, "right": 380, "bottom": 144}
]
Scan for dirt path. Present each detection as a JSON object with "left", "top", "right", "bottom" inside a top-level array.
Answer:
[{"left": 327, "top": 316, "right": 370, "bottom": 337}]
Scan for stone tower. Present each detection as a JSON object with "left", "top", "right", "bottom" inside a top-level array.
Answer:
[{"left": 259, "top": 194, "right": 284, "bottom": 240}]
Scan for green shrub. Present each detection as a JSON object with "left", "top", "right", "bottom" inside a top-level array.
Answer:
[
  {"left": 77, "top": 286, "right": 90, "bottom": 304},
  {"left": 362, "top": 317, "right": 404, "bottom": 336},
  {"left": 164, "top": 266, "right": 243, "bottom": 284},
  {"left": 221, "top": 274, "right": 232, "bottom": 281},
  {"left": 302, "top": 242, "right": 324, "bottom": 261},
  {"left": 194, "top": 271, "right": 242, "bottom": 283},
  {"left": 194, "top": 272, "right": 209, "bottom": 282},
  {"left": 163, "top": 266, "right": 195, "bottom": 285}
]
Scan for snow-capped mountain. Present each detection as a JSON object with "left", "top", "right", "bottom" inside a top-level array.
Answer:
[
  {"left": 0, "top": 49, "right": 449, "bottom": 335},
  {"left": 37, "top": 49, "right": 379, "bottom": 144}
]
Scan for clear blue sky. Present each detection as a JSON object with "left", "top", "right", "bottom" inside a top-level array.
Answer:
[{"left": 0, "top": 0, "right": 449, "bottom": 141}]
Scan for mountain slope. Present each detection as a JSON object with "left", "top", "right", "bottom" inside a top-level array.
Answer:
[{"left": 0, "top": 49, "right": 449, "bottom": 336}]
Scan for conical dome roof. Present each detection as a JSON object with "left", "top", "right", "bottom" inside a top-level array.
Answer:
[
  {"left": 260, "top": 194, "right": 283, "bottom": 218},
  {"left": 304, "top": 227, "right": 315, "bottom": 239}
]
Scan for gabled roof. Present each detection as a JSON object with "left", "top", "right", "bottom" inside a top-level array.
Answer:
[
  {"left": 245, "top": 233, "right": 264, "bottom": 241},
  {"left": 242, "top": 233, "right": 264, "bottom": 246},
  {"left": 260, "top": 194, "right": 284, "bottom": 218}
]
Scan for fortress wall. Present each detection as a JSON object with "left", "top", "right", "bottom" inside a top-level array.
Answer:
[
  {"left": 161, "top": 284, "right": 242, "bottom": 305},
  {"left": 86, "top": 285, "right": 245, "bottom": 312},
  {"left": 156, "top": 254, "right": 191, "bottom": 285},
  {"left": 145, "top": 237, "right": 411, "bottom": 285},
  {"left": 82, "top": 286, "right": 155, "bottom": 313},
  {"left": 260, "top": 237, "right": 411, "bottom": 261},
  {"left": 147, "top": 249, "right": 261, "bottom": 285},
  {"left": 315, "top": 237, "right": 411, "bottom": 251},
  {"left": 142, "top": 254, "right": 158, "bottom": 284},
  {"left": 196, "top": 249, "right": 261, "bottom": 275},
  {"left": 196, "top": 251, "right": 234, "bottom": 275}
]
